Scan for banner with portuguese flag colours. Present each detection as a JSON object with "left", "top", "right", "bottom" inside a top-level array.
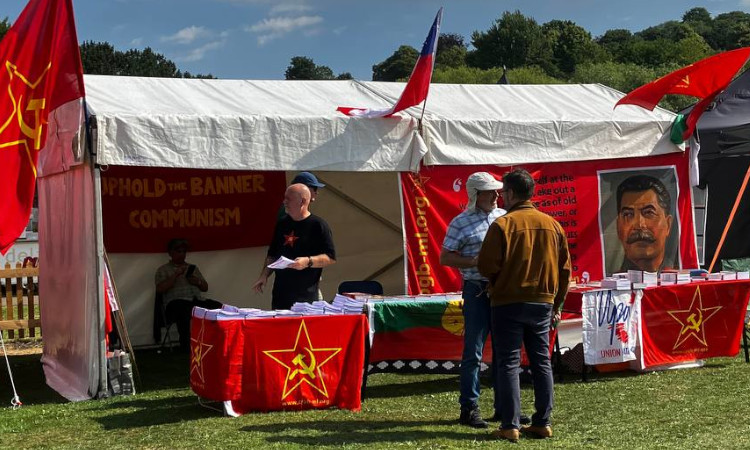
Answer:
[{"left": 368, "top": 298, "right": 491, "bottom": 372}]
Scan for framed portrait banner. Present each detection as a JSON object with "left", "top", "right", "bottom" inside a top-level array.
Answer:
[{"left": 400, "top": 152, "right": 698, "bottom": 295}]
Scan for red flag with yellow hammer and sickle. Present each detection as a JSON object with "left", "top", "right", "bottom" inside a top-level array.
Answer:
[{"left": 0, "top": 0, "right": 85, "bottom": 254}]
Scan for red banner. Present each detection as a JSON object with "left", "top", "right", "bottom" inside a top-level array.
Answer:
[
  {"left": 190, "top": 313, "right": 365, "bottom": 413},
  {"left": 401, "top": 153, "right": 698, "bottom": 294},
  {"left": 101, "top": 166, "right": 287, "bottom": 252},
  {"left": 640, "top": 280, "right": 750, "bottom": 368}
]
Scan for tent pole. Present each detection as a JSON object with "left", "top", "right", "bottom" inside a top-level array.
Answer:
[
  {"left": 708, "top": 164, "right": 750, "bottom": 272},
  {"left": 92, "top": 164, "right": 109, "bottom": 398}
]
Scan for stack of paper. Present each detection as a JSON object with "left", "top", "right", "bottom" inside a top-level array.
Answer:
[
  {"left": 627, "top": 270, "right": 658, "bottom": 286},
  {"left": 737, "top": 271, "right": 750, "bottom": 280},
  {"left": 720, "top": 271, "right": 737, "bottom": 280},
  {"left": 600, "top": 277, "right": 631, "bottom": 290}
]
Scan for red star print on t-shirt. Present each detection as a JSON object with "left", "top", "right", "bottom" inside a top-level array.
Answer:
[{"left": 284, "top": 231, "right": 299, "bottom": 247}]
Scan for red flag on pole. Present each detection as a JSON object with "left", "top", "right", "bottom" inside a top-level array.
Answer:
[
  {"left": 614, "top": 47, "right": 750, "bottom": 144},
  {"left": 337, "top": 8, "right": 442, "bottom": 118},
  {"left": 0, "top": 0, "right": 85, "bottom": 254}
]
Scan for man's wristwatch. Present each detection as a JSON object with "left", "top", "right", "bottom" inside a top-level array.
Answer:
[{"left": 307, "top": 257, "right": 313, "bottom": 268}]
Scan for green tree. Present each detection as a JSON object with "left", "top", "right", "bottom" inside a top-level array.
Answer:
[
  {"left": 0, "top": 16, "right": 10, "bottom": 40},
  {"left": 682, "top": 7, "right": 713, "bottom": 40},
  {"left": 336, "top": 72, "right": 353, "bottom": 80},
  {"left": 436, "top": 32, "right": 467, "bottom": 69},
  {"left": 467, "top": 10, "right": 549, "bottom": 70},
  {"left": 542, "top": 20, "right": 609, "bottom": 75},
  {"left": 433, "top": 65, "right": 562, "bottom": 84},
  {"left": 636, "top": 21, "right": 695, "bottom": 42},
  {"left": 79, "top": 41, "right": 214, "bottom": 78},
  {"left": 372, "top": 45, "right": 418, "bottom": 81},
  {"left": 708, "top": 11, "right": 750, "bottom": 50},
  {"left": 596, "top": 29, "right": 635, "bottom": 61},
  {"left": 285, "top": 56, "right": 336, "bottom": 80},
  {"left": 617, "top": 34, "right": 711, "bottom": 67}
]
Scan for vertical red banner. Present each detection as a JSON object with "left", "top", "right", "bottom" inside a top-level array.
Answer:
[{"left": 400, "top": 152, "right": 698, "bottom": 295}]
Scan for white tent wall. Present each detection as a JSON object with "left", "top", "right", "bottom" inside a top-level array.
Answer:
[
  {"left": 38, "top": 164, "right": 103, "bottom": 401},
  {"left": 108, "top": 170, "right": 404, "bottom": 347}
]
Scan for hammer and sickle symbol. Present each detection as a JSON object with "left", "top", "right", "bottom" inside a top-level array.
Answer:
[
  {"left": 288, "top": 348, "right": 317, "bottom": 380},
  {"left": 682, "top": 311, "right": 703, "bottom": 334}
]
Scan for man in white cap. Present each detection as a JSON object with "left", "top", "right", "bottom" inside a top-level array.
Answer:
[{"left": 440, "top": 171, "right": 511, "bottom": 428}]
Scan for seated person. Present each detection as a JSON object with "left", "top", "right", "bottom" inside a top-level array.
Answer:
[{"left": 155, "top": 238, "right": 221, "bottom": 349}]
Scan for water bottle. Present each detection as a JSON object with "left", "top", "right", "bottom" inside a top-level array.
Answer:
[{"left": 119, "top": 353, "right": 135, "bottom": 395}]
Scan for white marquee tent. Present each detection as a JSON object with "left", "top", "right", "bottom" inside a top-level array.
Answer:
[{"left": 37, "top": 76, "right": 678, "bottom": 400}]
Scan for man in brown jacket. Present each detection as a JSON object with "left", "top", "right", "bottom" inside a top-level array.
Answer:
[{"left": 478, "top": 168, "right": 571, "bottom": 442}]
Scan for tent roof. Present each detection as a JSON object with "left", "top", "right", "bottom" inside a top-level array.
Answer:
[{"left": 83, "top": 75, "right": 679, "bottom": 171}]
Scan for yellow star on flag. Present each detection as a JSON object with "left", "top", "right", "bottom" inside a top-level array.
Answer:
[
  {"left": 263, "top": 320, "right": 342, "bottom": 401},
  {"left": 190, "top": 318, "right": 214, "bottom": 384},
  {"left": 667, "top": 286, "right": 722, "bottom": 350}
]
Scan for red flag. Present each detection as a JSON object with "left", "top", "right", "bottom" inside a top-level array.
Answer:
[
  {"left": 616, "top": 48, "right": 750, "bottom": 110},
  {"left": 615, "top": 48, "right": 750, "bottom": 144},
  {"left": 639, "top": 280, "right": 750, "bottom": 368},
  {"left": 337, "top": 8, "right": 442, "bottom": 118},
  {"left": 0, "top": 0, "right": 85, "bottom": 254},
  {"left": 190, "top": 313, "right": 365, "bottom": 413}
]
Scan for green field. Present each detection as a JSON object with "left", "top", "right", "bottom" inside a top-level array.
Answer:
[{"left": 1, "top": 350, "right": 749, "bottom": 449}]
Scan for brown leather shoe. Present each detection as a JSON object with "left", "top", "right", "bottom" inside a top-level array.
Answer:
[
  {"left": 521, "top": 424, "right": 553, "bottom": 438},
  {"left": 491, "top": 428, "right": 520, "bottom": 442}
]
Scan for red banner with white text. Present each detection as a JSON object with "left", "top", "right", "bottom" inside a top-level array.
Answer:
[
  {"left": 639, "top": 280, "right": 750, "bottom": 368},
  {"left": 400, "top": 152, "right": 698, "bottom": 294},
  {"left": 190, "top": 313, "right": 365, "bottom": 413},
  {"left": 101, "top": 166, "right": 287, "bottom": 252}
]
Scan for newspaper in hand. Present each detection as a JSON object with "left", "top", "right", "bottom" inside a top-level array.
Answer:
[{"left": 267, "top": 256, "right": 295, "bottom": 269}]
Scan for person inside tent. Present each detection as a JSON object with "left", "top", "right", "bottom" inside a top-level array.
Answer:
[{"left": 155, "top": 238, "right": 221, "bottom": 350}]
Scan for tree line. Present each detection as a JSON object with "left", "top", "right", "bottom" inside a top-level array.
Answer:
[
  {"left": 286, "top": 7, "right": 750, "bottom": 111},
  {"left": 0, "top": 17, "right": 214, "bottom": 79}
]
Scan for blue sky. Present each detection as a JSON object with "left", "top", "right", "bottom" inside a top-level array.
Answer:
[{"left": 3, "top": 0, "right": 750, "bottom": 80}]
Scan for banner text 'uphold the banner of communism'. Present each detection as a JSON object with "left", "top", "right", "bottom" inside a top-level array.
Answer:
[
  {"left": 401, "top": 152, "right": 698, "bottom": 294},
  {"left": 101, "top": 166, "right": 287, "bottom": 253}
]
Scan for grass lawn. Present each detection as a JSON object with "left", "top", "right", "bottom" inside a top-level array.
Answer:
[{"left": 1, "top": 349, "right": 750, "bottom": 449}]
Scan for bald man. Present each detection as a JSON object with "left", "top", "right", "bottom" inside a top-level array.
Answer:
[{"left": 253, "top": 183, "right": 336, "bottom": 310}]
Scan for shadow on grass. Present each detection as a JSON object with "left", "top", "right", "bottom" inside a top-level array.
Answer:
[
  {"left": 92, "top": 395, "right": 218, "bottom": 429},
  {"left": 0, "top": 353, "right": 67, "bottom": 405},
  {"left": 241, "top": 419, "right": 490, "bottom": 445},
  {"left": 364, "top": 375, "right": 458, "bottom": 398}
]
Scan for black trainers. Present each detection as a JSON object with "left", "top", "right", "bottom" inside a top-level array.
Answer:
[
  {"left": 488, "top": 412, "right": 531, "bottom": 426},
  {"left": 459, "top": 407, "right": 489, "bottom": 429}
]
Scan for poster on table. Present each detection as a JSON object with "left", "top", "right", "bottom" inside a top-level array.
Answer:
[
  {"left": 400, "top": 152, "right": 699, "bottom": 294},
  {"left": 582, "top": 289, "right": 640, "bottom": 365},
  {"left": 101, "top": 166, "right": 287, "bottom": 252}
]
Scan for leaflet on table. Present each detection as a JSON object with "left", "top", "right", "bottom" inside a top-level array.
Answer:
[{"left": 267, "top": 256, "right": 295, "bottom": 269}]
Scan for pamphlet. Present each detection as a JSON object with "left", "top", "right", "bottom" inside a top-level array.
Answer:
[{"left": 267, "top": 256, "right": 295, "bottom": 269}]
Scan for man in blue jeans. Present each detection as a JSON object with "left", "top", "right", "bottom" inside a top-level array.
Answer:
[
  {"left": 478, "top": 169, "right": 570, "bottom": 442},
  {"left": 440, "top": 172, "right": 506, "bottom": 428}
]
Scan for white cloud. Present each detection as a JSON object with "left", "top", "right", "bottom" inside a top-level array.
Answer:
[
  {"left": 130, "top": 37, "right": 144, "bottom": 47},
  {"left": 161, "top": 26, "right": 211, "bottom": 45},
  {"left": 246, "top": 15, "right": 322, "bottom": 45},
  {"left": 269, "top": 3, "right": 313, "bottom": 15},
  {"left": 176, "top": 40, "right": 225, "bottom": 63},
  {"left": 741, "top": 0, "right": 750, "bottom": 6}
]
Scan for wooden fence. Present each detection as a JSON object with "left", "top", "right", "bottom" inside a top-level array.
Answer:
[{"left": 0, "top": 260, "right": 40, "bottom": 340}]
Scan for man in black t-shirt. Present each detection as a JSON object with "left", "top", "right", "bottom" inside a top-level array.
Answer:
[{"left": 253, "top": 183, "right": 336, "bottom": 310}]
